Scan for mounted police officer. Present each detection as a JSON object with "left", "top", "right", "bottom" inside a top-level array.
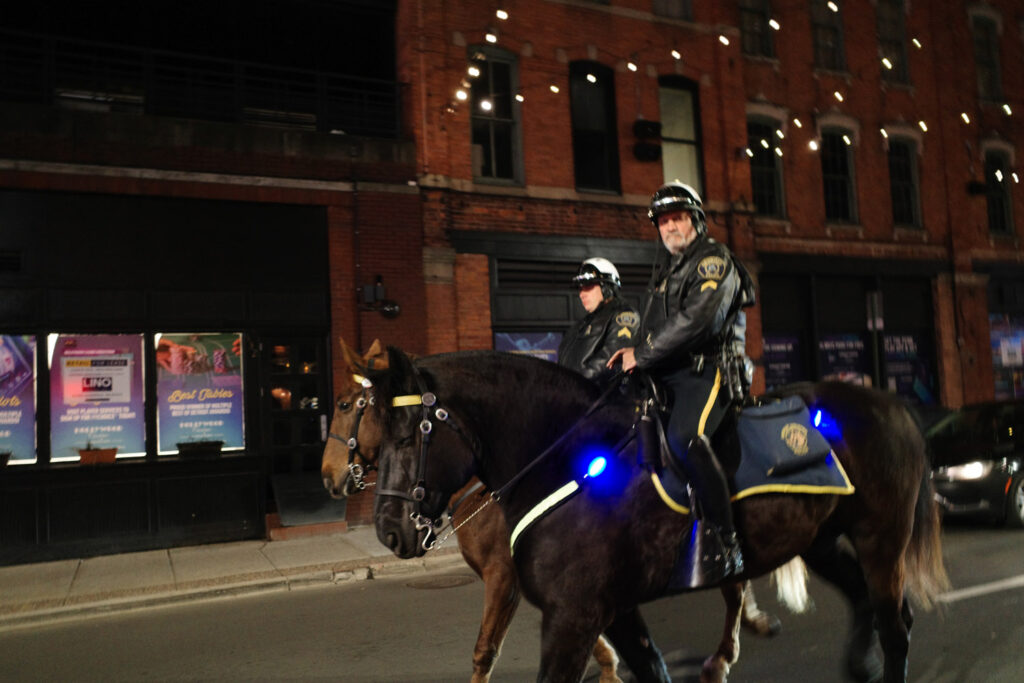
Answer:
[
  {"left": 609, "top": 181, "right": 755, "bottom": 586},
  {"left": 558, "top": 257, "right": 639, "bottom": 388}
]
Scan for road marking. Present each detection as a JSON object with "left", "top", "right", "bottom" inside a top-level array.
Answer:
[{"left": 937, "top": 574, "right": 1024, "bottom": 604}]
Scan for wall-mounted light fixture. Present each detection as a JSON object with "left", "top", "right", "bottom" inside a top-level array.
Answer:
[{"left": 359, "top": 275, "right": 401, "bottom": 318}]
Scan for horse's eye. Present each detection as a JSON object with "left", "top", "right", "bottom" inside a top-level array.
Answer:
[{"left": 337, "top": 401, "right": 352, "bottom": 412}]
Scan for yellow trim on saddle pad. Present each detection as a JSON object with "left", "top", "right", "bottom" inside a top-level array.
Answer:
[
  {"left": 391, "top": 394, "right": 423, "bottom": 407},
  {"left": 729, "top": 451, "right": 855, "bottom": 501},
  {"left": 650, "top": 471, "right": 691, "bottom": 515}
]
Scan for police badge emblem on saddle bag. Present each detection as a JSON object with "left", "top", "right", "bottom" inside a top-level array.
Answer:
[{"left": 737, "top": 396, "right": 832, "bottom": 478}]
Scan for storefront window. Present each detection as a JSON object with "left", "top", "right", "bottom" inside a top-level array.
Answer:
[
  {"left": 0, "top": 335, "right": 37, "bottom": 464},
  {"left": 48, "top": 334, "right": 145, "bottom": 462},
  {"left": 991, "top": 314, "right": 1024, "bottom": 399},
  {"left": 155, "top": 332, "right": 245, "bottom": 454}
]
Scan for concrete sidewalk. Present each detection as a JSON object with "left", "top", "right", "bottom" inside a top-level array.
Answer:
[{"left": 0, "top": 527, "right": 466, "bottom": 630}]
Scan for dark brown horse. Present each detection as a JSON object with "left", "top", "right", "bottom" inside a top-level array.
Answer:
[
  {"left": 368, "top": 348, "right": 949, "bottom": 683},
  {"left": 321, "top": 339, "right": 781, "bottom": 683}
]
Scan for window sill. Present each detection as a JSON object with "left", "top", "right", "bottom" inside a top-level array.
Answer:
[{"left": 824, "top": 223, "right": 863, "bottom": 239}]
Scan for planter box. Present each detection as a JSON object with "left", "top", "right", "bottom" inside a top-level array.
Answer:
[
  {"left": 176, "top": 440, "right": 224, "bottom": 458},
  {"left": 78, "top": 448, "right": 118, "bottom": 465}
]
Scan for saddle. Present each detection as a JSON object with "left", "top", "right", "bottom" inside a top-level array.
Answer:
[{"left": 635, "top": 379, "right": 853, "bottom": 515}]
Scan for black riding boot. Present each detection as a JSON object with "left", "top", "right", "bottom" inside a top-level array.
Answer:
[{"left": 684, "top": 435, "right": 744, "bottom": 587}]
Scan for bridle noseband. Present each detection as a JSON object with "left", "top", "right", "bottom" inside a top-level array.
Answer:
[
  {"left": 375, "top": 365, "right": 478, "bottom": 551},
  {"left": 328, "top": 374, "right": 376, "bottom": 495}
]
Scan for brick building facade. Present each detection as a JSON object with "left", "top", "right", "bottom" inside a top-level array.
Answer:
[{"left": 1, "top": 1, "right": 1022, "bottom": 555}]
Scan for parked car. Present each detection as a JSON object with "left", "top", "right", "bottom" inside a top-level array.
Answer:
[{"left": 928, "top": 399, "right": 1024, "bottom": 528}]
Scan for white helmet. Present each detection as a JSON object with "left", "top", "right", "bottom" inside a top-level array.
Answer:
[{"left": 572, "top": 257, "right": 621, "bottom": 298}]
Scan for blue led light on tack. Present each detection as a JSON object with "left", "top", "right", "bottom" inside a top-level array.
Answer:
[{"left": 586, "top": 456, "right": 608, "bottom": 478}]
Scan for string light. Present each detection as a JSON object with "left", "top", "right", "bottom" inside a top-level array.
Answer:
[
  {"left": 842, "top": 134, "right": 852, "bottom": 145},
  {"left": 627, "top": 61, "right": 638, "bottom": 72},
  {"left": 881, "top": 57, "right": 893, "bottom": 70},
  {"left": 793, "top": 118, "right": 803, "bottom": 128},
  {"left": 586, "top": 73, "right": 597, "bottom": 83},
  {"left": 1003, "top": 104, "right": 1013, "bottom": 116},
  {"left": 827, "top": 1, "right": 839, "bottom": 11},
  {"left": 918, "top": 120, "right": 928, "bottom": 132},
  {"left": 995, "top": 169, "right": 1004, "bottom": 182},
  {"left": 480, "top": 100, "right": 493, "bottom": 112},
  {"left": 761, "top": 138, "right": 770, "bottom": 148},
  {"left": 775, "top": 147, "right": 783, "bottom": 157},
  {"left": 834, "top": 91, "right": 844, "bottom": 102},
  {"left": 769, "top": 19, "right": 780, "bottom": 30},
  {"left": 809, "top": 140, "right": 819, "bottom": 151},
  {"left": 485, "top": 32, "right": 498, "bottom": 43},
  {"left": 467, "top": 65, "right": 480, "bottom": 78},
  {"left": 719, "top": 35, "right": 730, "bottom": 46},
  {"left": 671, "top": 49, "right": 682, "bottom": 60},
  {"left": 745, "top": 148, "right": 754, "bottom": 157},
  {"left": 495, "top": 9, "right": 508, "bottom": 21},
  {"left": 880, "top": 128, "right": 888, "bottom": 138},
  {"left": 455, "top": 89, "right": 468, "bottom": 101},
  {"left": 549, "top": 84, "right": 560, "bottom": 93},
  {"left": 1014, "top": 173, "right": 1020, "bottom": 184},
  {"left": 515, "top": 93, "right": 524, "bottom": 102},
  {"left": 961, "top": 112, "right": 971, "bottom": 124},
  {"left": 912, "top": 38, "right": 922, "bottom": 49},
  {"left": 776, "top": 129, "right": 785, "bottom": 139}
]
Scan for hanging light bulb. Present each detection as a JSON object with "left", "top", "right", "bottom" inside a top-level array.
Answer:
[
  {"left": 881, "top": 57, "right": 893, "bottom": 70},
  {"left": 587, "top": 73, "right": 597, "bottom": 83},
  {"left": 880, "top": 128, "right": 888, "bottom": 138},
  {"left": 1013, "top": 173, "right": 1020, "bottom": 184},
  {"left": 775, "top": 147, "right": 783, "bottom": 157},
  {"left": 776, "top": 129, "right": 785, "bottom": 139},
  {"left": 961, "top": 112, "right": 971, "bottom": 124},
  {"left": 918, "top": 120, "right": 928, "bottom": 132},
  {"left": 480, "top": 100, "right": 493, "bottom": 112},
  {"left": 627, "top": 62, "right": 638, "bottom": 72},
  {"left": 834, "top": 91, "right": 844, "bottom": 102},
  {"left": 827, "top": 1, "right": 839, "bottom": 11},
  {"left": 549, "top": 84, "right": 560, "bottom": 93},
  {"left": 515, "top": 93, "right": 525, "bottom": 102},
  {"left": 912, "top": 38, "right": 922, "bottom": 49},
  {"left": 455, "top": 89, "right": 468, "bottom": 101},
  {"left": 842, "top": 134, "right": 852, "bottom": 145},
  {"left": 1003, "top": 104, "right": 1013, "bottom": 116},
  {"left": 995, "top": 169, "right": 1004, "bottom": 183},
  {"left": 671, "top": 49, "right": 682, "bottom": 60},
  {"left": 496, "top": 9, "right": 509, "bottom": 20},
  {"left": 809, "top": 140, "right": 819, "bottom": 151},
  {"left": 467, "top": 65, "right": 481, "bottom": 78},
  {"left": 485, "top": 31, "right": 498, "bottom": 43},
  {"left": 745, "top": 148, "right": 754, "bottom": 158},
  {"left": 769, "top": 19, "right": 780, "bottom": 30},
  {"left": 719, "top": 35, "right": 730, "bottom": 46},
  {"left": 793, "top": 118, "right": 803, "bottom": 128},
  {"left": 760, "top": 138, "right": 770, "bottom": 149}
]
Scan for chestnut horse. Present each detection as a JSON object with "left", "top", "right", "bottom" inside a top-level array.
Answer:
[
  {"left": 368, "top": 348, "right": 948, "bottom": 683},
  {"left": 322, "top": 339, "right": 781, "bottom": 683}
]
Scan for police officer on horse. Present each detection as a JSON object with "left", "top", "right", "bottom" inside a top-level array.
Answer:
[
  {"left": 609, "top": 181, "right": 755, "bottom": 586},
  {"left": 558, "top": 257, "right": 639, "bottom": 388}
]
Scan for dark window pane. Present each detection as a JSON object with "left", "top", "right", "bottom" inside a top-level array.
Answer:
[
  {"left": 740, "top": 0, "right": 774, "bottom": 58},
  {"left": 747, "top": 119, "right": 784, "bottom": 217},
  {"left": 888, "top": 139, "right": 919, "bottom": 226},
  {"left": 821, "top": 132, "right": 853, "bottom": 222},
  {"left": 986, "top": 151, "right": 1014, "bottom": 235},
  {"left": 470, "top": 49, "right": 519, "bottom": 182},
  {"left": 570, "top": 62, "right": 620, "bottom": 192}
]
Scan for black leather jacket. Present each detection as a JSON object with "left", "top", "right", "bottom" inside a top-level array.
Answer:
[
  {"left": 558, "top": 297, "right": 640, "bottom": 386},
  {"left": 635, "top": 235, "right": 754, "bottom": 372}
]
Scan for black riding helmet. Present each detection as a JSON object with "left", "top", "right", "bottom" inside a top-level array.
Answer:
[{"left": 647, "top": 181, "right": 707, "bottom": 235}]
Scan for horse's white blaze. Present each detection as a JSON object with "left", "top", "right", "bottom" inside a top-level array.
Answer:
[{"left": 772, "top": 557, "right": 810, "bottom": 613}]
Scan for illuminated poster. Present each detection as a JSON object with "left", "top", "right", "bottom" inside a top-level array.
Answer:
[
  {"left": 49, "top": 334, "right": 145, "bottom": 461},
  {"left": 990, "top": 314, "right": 1024, "bottom": 400},
  {"left": 494, "top": 332, "right": 562, "bottom": 362},
  {"left": 818, "top": 333, "right": 872, "bottom": 386},
  {"left": 156, "top": 333, "right": 244, "bottom": 453},
  {"left": 762, "top": 334, "right": 802, "bottom": 389},
  {"left": 0, "top": 335, "right": 36, "bottom": 463},
  {"left": 883, "top": 333, "right": 935, "bottom": 404}
]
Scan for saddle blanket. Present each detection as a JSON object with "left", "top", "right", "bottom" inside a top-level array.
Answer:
[{"left": 651, "top": 395, "right": 854, "bottom": 515}]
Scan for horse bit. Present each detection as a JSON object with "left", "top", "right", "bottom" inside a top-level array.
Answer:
[{"left": 328, "top": 374, "right": 376, "bottom": 495}]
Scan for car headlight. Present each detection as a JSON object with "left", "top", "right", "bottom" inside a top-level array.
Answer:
[{"left": 937, "top": 461, "right": 994, "bottom": 481}]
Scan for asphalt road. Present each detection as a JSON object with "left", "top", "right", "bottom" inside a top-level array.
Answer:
[{"left": 0, "top": 524, "right": 1021, "bottom": 682}]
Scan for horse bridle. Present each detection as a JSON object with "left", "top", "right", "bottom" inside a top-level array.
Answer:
[
  {"left": 328, "top": 374, "right": 376, "bottom": 495},
  {"left": 375, "top": 363, "right": 479, "bottom": 551}
]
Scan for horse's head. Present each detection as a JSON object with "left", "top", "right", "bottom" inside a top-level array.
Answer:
[
  {"left": 321, "top": 338, "right": 387, "bottom": 498},
  {"left": 372, "top": 346, "right": 477, "bottom": 559}
]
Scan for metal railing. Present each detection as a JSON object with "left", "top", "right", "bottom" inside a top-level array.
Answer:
[{"left": 0, "top": 29, "right": 401, "bottom": 138}]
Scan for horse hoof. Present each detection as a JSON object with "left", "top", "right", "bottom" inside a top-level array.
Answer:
[
  {"left": 700, "top": 656, "right": 728, "bottom": 683},
  {"left": 744, "top": 613, "right": 782, "bottom": 638}
]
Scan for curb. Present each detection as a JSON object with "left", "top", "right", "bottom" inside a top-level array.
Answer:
[{"left": 0, "top": 547, "right": 467, "bottom": 631}]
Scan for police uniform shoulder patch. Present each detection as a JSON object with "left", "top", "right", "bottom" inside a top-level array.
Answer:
[
  {"left": 697, "top": 255, "right": 728, "bottom": 280},
  {"left": 615, "top": 311, "right": 639, "bottom": 328}
]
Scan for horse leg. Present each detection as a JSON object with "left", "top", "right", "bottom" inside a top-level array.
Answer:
[
  {"left": 860, "top": 554, "right": 911, "bottom": 683},
  {"left": 699, "top": 582, "right": 745, "bottom": 683},
  {"left": 538, "top": 614, "right": 601, "bottom": 683},
  {"left": 602, "top": 608, "right": 670, "bottom": 683},
  {"left": 739, "top": 581, "right": 782, "bottom": 637},
  {"left": 802, "top": 535, "right": 880, "bottom": 683},
  {"left": 468, "top": 560, "right": 521, "bottom": 683},
  {"left": 590, "top": 635, "right": 623, "bottom": 683}
]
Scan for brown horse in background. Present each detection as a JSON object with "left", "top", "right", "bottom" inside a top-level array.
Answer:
[{"left": 321, "top": 339, "right": 782, "bottom": 683}]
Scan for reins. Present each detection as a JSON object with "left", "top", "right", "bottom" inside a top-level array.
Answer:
[{"left": 328, "top": 373, "right": 376, "bottom": 494}]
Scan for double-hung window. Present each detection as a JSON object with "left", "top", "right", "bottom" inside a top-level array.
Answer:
[
  {"left": 887, "top": 137, "right": 920, "bottom": 227},
  {"left": 985, "top": 149, "right": 1014, "bottom": 235},
  {"left": 877, "top": 0, "right": 909, "bottom": 84},
  {"left": 740, "top": 0, "right": 775, "bottom": 58},
  {"left": 821, "top": 129, "right": 857, "bottom": 223},
  {"left": 569, "top": 61, "right": 620, "bottom": 193},
  {"left": 471, "top": 47, "right": 522, "bottom": 183},
  {"left": 811, "top": 0, "right": 846, "bottom": 71},
  {"left": 659, "top": 76, "right": 703, "bottom": 195},
  {"left": 747, "top": 118, "right": 785, "bottom": 218}
]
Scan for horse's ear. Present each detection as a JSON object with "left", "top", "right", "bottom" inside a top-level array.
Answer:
[
  {"left": 364, "top": 338, "right": 388, "bottom": 369},
  {"left": 339, "top": 337, "right": 361, "bottom": 373},
  {"left": 384, "top": 346, "right": 418, "bottom": 397}
]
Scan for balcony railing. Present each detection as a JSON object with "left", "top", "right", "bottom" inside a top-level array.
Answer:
[{"left": 0, "top": 29, "right": 401, "bottom": 139}]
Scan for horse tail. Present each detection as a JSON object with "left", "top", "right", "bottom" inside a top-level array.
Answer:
[
  {"left": 903, "top": 408, "right": 951, "bottom": 610},
  {"left": 771, "top": 557, "right": 810, "bottom": 613}
]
